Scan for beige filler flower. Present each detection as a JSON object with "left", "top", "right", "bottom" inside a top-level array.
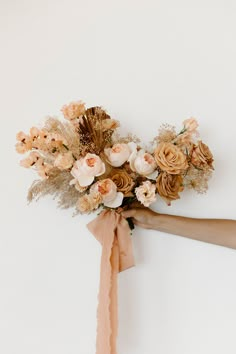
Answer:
[
  {"left": 154, "top": 142, "right": 188, "bottom": 174},
  {"left": 76, "top": 191, "right": 102, "bottom": 213},
  {"left": 191, "top": 141, "right": 214, "bottom": 169},
  {"left": 183, "top": 117, "right": 199, "bottom": 133},
  {"left": 54, "top": 151, "right": 74, "bottom": 170},
  {"left": 61, "top": 100, "right": 86, "bottom": 120},
  {"left": 101, "top": 119, "right": 120, "bottom": 131},
  {"left": 110, "top": 169, "right": 135, "bottom": 196},
  {"left": 135, "top": 180, "right": 157, "bottom": 207},
  {"left": 156, "top": 172, "right": 184, "bottom": 204}
]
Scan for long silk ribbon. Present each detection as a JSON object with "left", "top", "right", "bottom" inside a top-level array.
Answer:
[{"left": 87, "top": 209, "right": 135, "bottom": 354}]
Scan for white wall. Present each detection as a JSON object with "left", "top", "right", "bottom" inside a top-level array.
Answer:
[{"left": 1, "top": 1, "right": 236, "bottom": 353}]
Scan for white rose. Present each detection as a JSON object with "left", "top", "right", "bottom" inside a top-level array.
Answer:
[
  {"left": 104, "top": 142, "right": 136, "bottom": 167},
  {"left": 71, "top": 153, "right": 105, "bottom": 187},
  {"left": 129, "top": 149, "right": 158, "bottom": 180}
]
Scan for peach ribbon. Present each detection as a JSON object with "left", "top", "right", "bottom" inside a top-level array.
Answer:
[{"left": 87, "top": 209, "right": 135, "bottom": 354}]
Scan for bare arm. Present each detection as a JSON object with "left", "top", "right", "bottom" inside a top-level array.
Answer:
[{"left": 121, "top": 207, "right": 236, "bottom": 250}]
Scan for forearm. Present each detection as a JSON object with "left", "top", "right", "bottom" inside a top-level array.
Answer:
[{"left": 154, "top": 214, "right": 236, "bottom": 249}]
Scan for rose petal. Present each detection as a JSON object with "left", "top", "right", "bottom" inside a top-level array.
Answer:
[
  {"left": 146, "top": 170, "right": 159, "bottom": 180},
  {"left": 96, "top": 162, "right": 106, "bottom": 176},
  {"left": 103, "top": 192, "right": 124, "bottom": 208},
  {"left": 78, "top": 175, "right": 94, "bottom": 187}
]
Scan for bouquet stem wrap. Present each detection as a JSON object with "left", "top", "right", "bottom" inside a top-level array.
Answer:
[{"left": 87, "top": 209, "right": 135, "bottom": 354}]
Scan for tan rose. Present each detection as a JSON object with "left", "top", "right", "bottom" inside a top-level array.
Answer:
[
  {"left": 154, "top": 142, "right": 188, "bottom": 174},
  {"left": 191, "top": 141, "right": 214, "bottom": 169},
  {"left": 110, "top": 169, "right": 135, "bottom": 196},
  {"left": 156, "top": 172, "right": 184, "bottom": 204}
]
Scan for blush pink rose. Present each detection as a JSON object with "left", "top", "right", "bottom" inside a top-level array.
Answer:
[
  {"left": 129, "top": 149, "right": 158, "bottom": 179},
  {"left": 71, "top": 153, "right": 105, "bottom": 187},
  {"left": 104, "top": 142, "right": 136, "bottom": 167},
  {"left": 91, "top": 179, "right": 124, "bottom": 208}
]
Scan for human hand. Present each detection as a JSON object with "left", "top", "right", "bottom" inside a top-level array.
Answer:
[{"left": 120, "top": 202, "right": 159, "bottom": 230}]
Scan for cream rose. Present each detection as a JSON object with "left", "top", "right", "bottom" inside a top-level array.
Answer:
[
  {"left": 71, "top": 153, "right": 105, "bottom": 187},
  {"left": 92, "top": 178, "right": 124, "bottom": 208},
  {"left": 135, "top": 181, "right": 157, "bottom": 207},
  {"left": 129, "top": 149, "right": 158, "bottom": 179},
  {"left": 104, "top": 142, "right": 136, "bottom": 167},
  {"left": 154, "top": 142, "right": 188, "bottom": 174}
]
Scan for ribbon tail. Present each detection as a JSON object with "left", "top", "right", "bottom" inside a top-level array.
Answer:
[{"left": 95, "top": 231, "right": 119, "bottom": 354}]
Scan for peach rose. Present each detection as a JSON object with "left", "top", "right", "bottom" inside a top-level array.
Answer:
[
  {"left": 154, "top": 142, "right": 188, "bottom": 174},
  {"left": 110, "top": 169, "right": 135, "bottom": 196},
  {"left": 61, "top": 100, "right": 86, "bottom": 120},
  {"left": 20, "top": 152, "right": 41, "bottom": 168},
  {"left": 92, "top": 178, "right": 124, "bottom": 208},
  {"left": 129, "top": 149, "right": 158, "bottom": 179},
  {"left": 15, "top": 131, "right": 32, "bottom": 154},
  {"left": 156, "top": 172, "right": 184, "bottom": 204},
  {"left": 71, "top": 153, "right": 105, "bottom": 187},
  {"left": 104, "top": 142, "right": 136, "bottom": 167},
  {"left": 191, "top": 141, "right": 214, "bottom": 169},
  {"left": 135, "top": 181, "right": 157, "bottom": 207},
  {"left": 54, "top": 151, "right": 74, "bottom": 170},
  {"left": 183, "top": 117, "right": 199, "bottom": 132}
]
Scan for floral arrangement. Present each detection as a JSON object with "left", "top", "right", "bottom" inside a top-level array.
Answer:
[
  {"left": 16, "top": 100, "right": 214, "bottom": 221},
  {"left": 15, "top": 100, "right": 215, "bottom": 354}
]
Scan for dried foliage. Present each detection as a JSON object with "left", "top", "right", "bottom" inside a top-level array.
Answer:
[
  {"left": 78, "top": 107, "right": 114, "bottom": 155},
  {"left": 43, "top": 116, "right": 81, "bottom": 159},
  {"left": 27, "top": 168, "right": 81, "bottom": 209}
]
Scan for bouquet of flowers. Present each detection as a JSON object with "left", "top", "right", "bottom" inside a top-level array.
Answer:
[
  {"left": 16, "top": 100, "right": 214, "bottom": 354},
  {"left": 16, "top": 100, "right": 214, "bottom": 221}
]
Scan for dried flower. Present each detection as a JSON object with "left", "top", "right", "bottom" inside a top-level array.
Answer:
[
  {"left": 100, "top": 119, "right": 120, "bottom": 131},
  {"left": 135, "top": 180, "right": 157, "bottom": 207},
  {"left": 76, "top": 191, "right": 102, "bottom": 213},
  {"left": 54, "top": 151, "right": 74, "bottom": 170},
  {"left": 61, "top": 100, "right": 86, "bottom": 120},
  {"left": 156, "top": 124, "right": 177, "bottom": 144},
  {"left": 154, "top": 142, "right": 188, "bottom": 174}
]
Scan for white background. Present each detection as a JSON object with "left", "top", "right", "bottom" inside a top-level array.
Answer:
[{"left": 1, "top": 1, "right": 236, "bottom": 353}]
